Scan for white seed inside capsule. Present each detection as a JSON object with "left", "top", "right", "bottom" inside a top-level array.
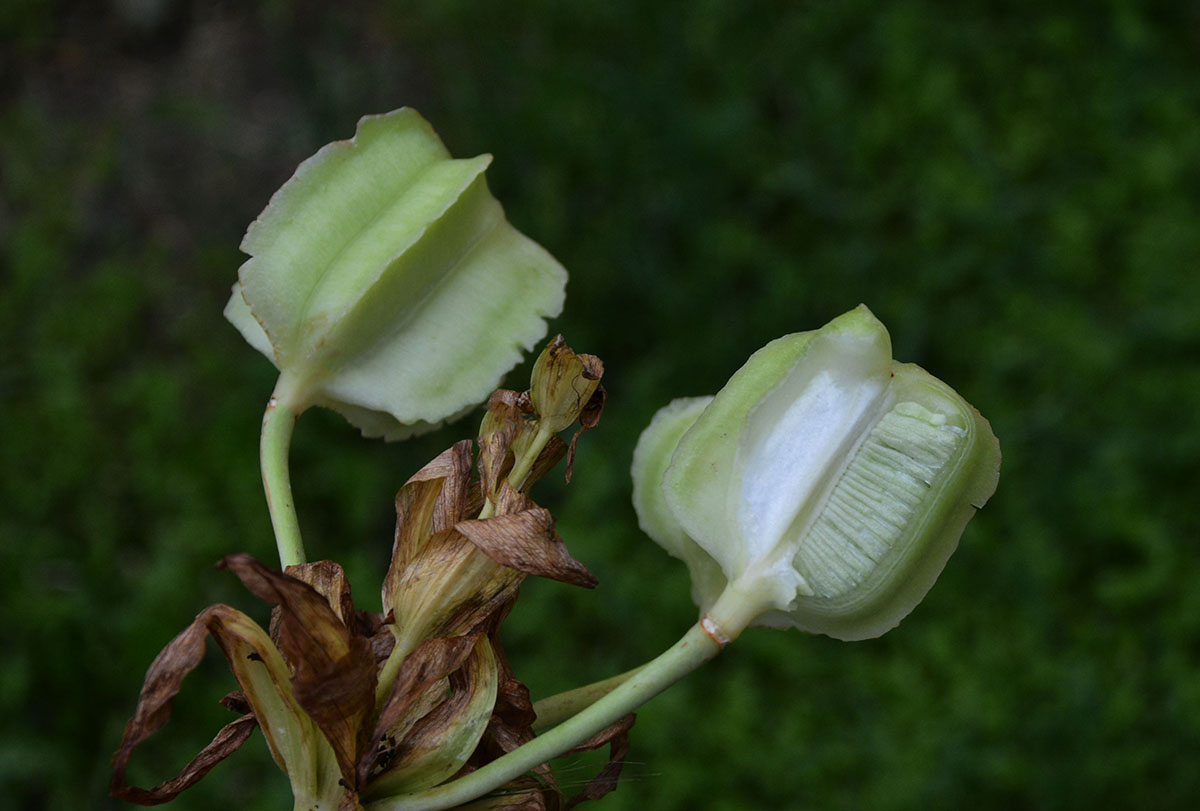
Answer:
[{"left": 792, "top": 401, "right": 965, "bottom": 599}]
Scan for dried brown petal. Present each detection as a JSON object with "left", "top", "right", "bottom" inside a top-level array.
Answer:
[
  {"left": 473, "top": 625, "right": 538, "bottom": 763},
  {"left": 479, "top": 389, "right": 534, "bottom": 437},
  {"left": 477, "top": 389, "right": 533, "bottom": 501},
  {"left": 577, "top": 384, "right": 606, "bottom": 432},
  {"left": 339, "top": 791, "right": 366, "bottom": 811},
  {"left": 561, "top": 715, "right": 635, "bottom": 809},
  {"left": 477, "top": 427, "right": 517, "bottom": 504},
  {"left": 494, "top": 481, "right": 534, "bottom": 518},
  {"left": 111, "top": 712, "right": 257, "bottom": 805},
  {"left": 457, "top": 508, "right": 598, "bottom": 589},
  {"left": 209, "top": 606, "right": 326, "bottom": 782},
  {"left": 565, "top": 385, "right": 606, "bottom": 483},
  {"left": 385, "top": 441, "right": 477, "bottom": 620},
  {"left": 463, "top": 631, "right": 566, "bottom": 807},
  {"left": 424, "top": 440, "right": 475, "bottom": 532},
  {"left": 220, "top": 691, "right": 251, "bottom": 714},
  {"left": 362, "top": 612, "right": 398, "bottom": 667},
  {"left": 386, "top": 475, "right": 444, "bottom": 599},
  {"left": 110, "top": 603, "right": 309, "bottom": 803},
  {"left": 220, "top": 555, "right": 376, "bottom": 791},
  {"left": 286, "top": 559, "right": 357, "bottom": 624},
  {"left": 365, "top": 635, "right": 500, "bottom": 798},
  {"left": 388, "top": 528, "right": 525, "bottom": 649},
  {"left": 363, "top": 634, "right": 480, "bottom": 787}
]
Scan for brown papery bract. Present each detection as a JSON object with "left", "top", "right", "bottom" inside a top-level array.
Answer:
[
  {"left": 109, "top": 605, "right": 263, "bottom": 804},
  {"left": 363, "top": 634, "right": 481, "bottom": 788},
  {"left": 220, "top": 554, "right": 377, "bottom": 792},
  {"left": 457, "top": 503, "right": 597, "bottom": 589}
]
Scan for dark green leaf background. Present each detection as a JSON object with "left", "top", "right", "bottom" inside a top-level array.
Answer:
[{"left": 3, "top": 1, "right": 1198, "bottom": 808}]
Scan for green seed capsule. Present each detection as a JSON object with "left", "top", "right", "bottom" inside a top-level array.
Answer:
[
  {"left": 632, "top": 305, "right": 1001, "bottom": 641},
  {"left": 224, "top": 108, "right": 567, "bottom": 439}
]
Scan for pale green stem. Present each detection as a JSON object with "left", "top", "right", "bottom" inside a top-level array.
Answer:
[
  {"left": 507, "top": 422, "right": 554, "bottom": 492},
  {"left": 261, "top": 380, "right": 306, "bottom": 569},
  {"left": 530, "top": 664, "right": 646, "bottom": 732},
  {"left": 367, "top": 621, "right": 724, "bottom": 811}
]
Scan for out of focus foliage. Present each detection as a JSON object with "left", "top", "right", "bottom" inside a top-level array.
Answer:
[{"left": 3, "top": 1, "right": 1198, "bottom": 809}]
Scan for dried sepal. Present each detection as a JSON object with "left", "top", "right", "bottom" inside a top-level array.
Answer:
[{"left": 457, "top": 506, "right": 597, "bottom": 589}]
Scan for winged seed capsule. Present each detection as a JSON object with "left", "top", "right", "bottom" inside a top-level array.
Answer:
[
  {"left": 632, "top": 305, "right": 1000, "bottom": 642},
  {"left": 224, "top": 108, "right": 566, "bottom": 439}
]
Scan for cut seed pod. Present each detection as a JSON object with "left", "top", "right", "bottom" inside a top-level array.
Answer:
[{"left": 632, "top": 305, "right": 1001, "bottom": 641}]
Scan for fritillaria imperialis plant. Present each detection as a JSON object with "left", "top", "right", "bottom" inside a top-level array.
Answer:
[{"left": 111, "top": 110, "right": 1001, "bottom": 811}]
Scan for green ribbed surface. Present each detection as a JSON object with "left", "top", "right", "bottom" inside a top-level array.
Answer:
[{"left": 796, "top": 403, "right": 963, "bottom": 598}]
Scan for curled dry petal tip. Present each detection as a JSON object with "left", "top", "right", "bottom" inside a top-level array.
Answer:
[
  {"left": 224, "top": 108, "right": 567, "bottom": 439},
  {"left": 632, "top": 304, "right": 1001, "bottom": 641}
]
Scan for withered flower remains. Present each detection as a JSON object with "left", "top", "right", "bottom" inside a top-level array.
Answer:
[{"left": 111, "top": 343, "right": 629, "bottom": 810}]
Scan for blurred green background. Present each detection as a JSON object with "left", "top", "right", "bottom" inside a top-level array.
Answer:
[{"left": 4, "top": 0, "right": 1199, "bottom": 808}]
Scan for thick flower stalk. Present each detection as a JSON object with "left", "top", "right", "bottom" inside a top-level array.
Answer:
[{"left": 633, "top": 304, "right": 1001, "bottom": 641}]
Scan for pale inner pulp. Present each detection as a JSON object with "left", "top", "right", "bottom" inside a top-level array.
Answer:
[{"left": 737, "top": 368, "right": 887, "bottom": 565}]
